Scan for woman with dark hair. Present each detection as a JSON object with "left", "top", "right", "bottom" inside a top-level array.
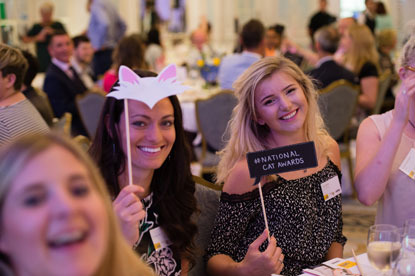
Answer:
[
  {"left": 101, "top": 34, "right": 147, "bottom": 92},
  {"left": 89, "top": 68, "right": 197, "bottom": 276}
]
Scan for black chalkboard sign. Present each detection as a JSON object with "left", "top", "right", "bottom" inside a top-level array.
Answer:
[{"left": 246, "top": 141, "right": 318, "bottom": 185}]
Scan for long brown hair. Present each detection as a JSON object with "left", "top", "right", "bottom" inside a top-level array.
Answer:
[{"left": 112, "top": 34, "right": 146, "bottom": 71}]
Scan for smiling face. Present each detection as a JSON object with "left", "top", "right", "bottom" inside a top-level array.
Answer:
[
  {"left": 118, "top": 98, "right": 176, "bottom": 177},
  {"left": 48, "top": 34, "right": 73, "bottom": 64},
  {"left": 0, "top": 145, "right": 108, "bottom": 276},
  {"left": 254, "top": 71, "right": 308, "bottom": 143}
]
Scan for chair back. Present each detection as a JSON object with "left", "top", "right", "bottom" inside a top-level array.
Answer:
[
  {"left": 190, "top": 175, "right": 221, "bottom": 276},
  {"left": 52, "top": 112, "right": 72, "bottom": 136},
  {"left": 195, "top": 91, "right": 237, "bottom": 152},
  {"left": 318, "top": 79, "right": 359, "bottom": 140},
  {"left": 373, "top": 69, "right": 392, "bottom": 115},
  {"left": 76, "top": 91, "right": 106, "bottom": 138}
]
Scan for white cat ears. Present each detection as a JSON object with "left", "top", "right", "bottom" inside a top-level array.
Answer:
[{"left": 106, "top": 64, "right": 191, "bottom": 108}]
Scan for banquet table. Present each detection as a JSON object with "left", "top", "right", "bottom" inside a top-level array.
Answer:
[
  {"left": 269, "top": 253, "right": 379, "bottom": 276},
  {"left": 297, "top": 253, "right": 380, "bottom": 276}
]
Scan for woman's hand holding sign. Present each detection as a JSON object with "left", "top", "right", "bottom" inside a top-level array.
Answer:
[
  {"left": 113, "top": 185, "right": 146, "bottom": 246},
  {"left": 239, "top": 230, "right": 284, "bottom": 276}
]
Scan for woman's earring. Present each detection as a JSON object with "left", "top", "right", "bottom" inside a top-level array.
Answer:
[{"left": 258, "top": 119, "right": 265, "bottom": 125}]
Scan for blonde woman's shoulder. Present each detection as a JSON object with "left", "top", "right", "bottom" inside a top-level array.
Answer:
[
  {"left": 325, "top": 136, "right": 341, "bottom": 170},
  {"left": 222, "top": 158, "right": 257, "bottom": 195}
]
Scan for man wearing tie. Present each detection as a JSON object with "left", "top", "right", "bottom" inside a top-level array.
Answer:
[{"left": 43, "top": 30, "right": 88, "bottom": 136}]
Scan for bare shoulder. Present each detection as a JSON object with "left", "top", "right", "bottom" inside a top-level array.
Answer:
[
  {"left": 357, "top": 117, "right": 380, "bottom": 143},
  {"left": 222, "top": 158, "right": 256, "bottom": 195},
  {"left": 325, "top": 136, "right": 341, "bottom": 169}
]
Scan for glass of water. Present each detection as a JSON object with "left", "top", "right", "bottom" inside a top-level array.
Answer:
[
  {"left": 403, "top": 219, "right": 415, "bottom": 255},
  {"left": 367, "top": 224, "right": 401, "bottom": 275},
  {"left": 396, "top": 255, "right": 415, "bottom": 276}
]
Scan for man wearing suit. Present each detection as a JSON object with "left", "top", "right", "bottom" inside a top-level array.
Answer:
[
  {"left": 218, "top": 19, "right": 265, "bottom": 90},
  {"left": 308, "top": 26, "right": 357, "bottom": 90},
  {"left": 43, "top": 30, "right": 88, "bottom": 136}
]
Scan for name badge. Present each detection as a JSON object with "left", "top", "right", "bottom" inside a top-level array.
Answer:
[
  {"left": 150, "top": 227, "right": 172, "bottom": 251},
  {"left": 399, "top": 148, "right": 415, "bottom": 180},
  {"left": 321, "top": 176, "right": 342, "bottom": 201}
]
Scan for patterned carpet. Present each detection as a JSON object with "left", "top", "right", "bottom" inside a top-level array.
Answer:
[{"left": 342, "top": 196, "right": 377, "bottom": 258}]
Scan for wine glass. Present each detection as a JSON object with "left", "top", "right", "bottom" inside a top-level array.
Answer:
[{"left": 367, "top": 224, "right": 401, "bottom": 275}]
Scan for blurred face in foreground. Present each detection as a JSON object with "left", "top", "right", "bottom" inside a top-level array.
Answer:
[{"left": 0, "top": 145, "right": 109, "bottom": 276}]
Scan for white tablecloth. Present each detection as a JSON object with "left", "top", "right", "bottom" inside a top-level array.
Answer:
[{"left": 296, "top": 253, "right": 379, "bottom": 276}]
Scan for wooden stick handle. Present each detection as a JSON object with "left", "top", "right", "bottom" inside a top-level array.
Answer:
[{"left": 124, "top": 99, "right": 133, "bottom": 186}]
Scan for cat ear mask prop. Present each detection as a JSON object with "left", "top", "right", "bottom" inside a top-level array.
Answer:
[{"left": 106, "top": 64, "right": 191, "bottom": 108}]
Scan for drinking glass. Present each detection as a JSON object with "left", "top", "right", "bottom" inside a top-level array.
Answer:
[
  {"left": 397, "top": 255, "right": 415, "bottom": 276},
  {"left": 403, "top": 219, "right": 415, "bottom": 256},
  {"left": 367, "top": 224, "right": 401, "bottom": 275}
]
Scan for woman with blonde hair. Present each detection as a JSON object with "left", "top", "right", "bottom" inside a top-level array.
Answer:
[
  {"left": 354, "top": 35, "right": 415, "bottom": 227},
  {"left": 206, "top": 56, "right": 346, "bottom": 276},
  {"left": 342, "top": 24, "right": 380, "bottom": 113},
  {"left": 0, "top": 133, "right": 154, "bottom": 276}
]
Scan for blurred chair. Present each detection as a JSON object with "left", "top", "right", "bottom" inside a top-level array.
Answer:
[
  {"left": 194, "top": 91, "right": 238, "bottom": 174},
  {"left": 76, "top": 91, "right": 106, "bottom": 138},
  {"left": 52, "top": 112, "right": 72, "bottom": 136},
  {"left": 190, "top": 175, "right": 221, "bottom": 276},
  {"left": 318, "top": 79, "right": 359, "bottom": 196},
  {"left": 373, "top": 69, "right": 392, "bottom": 115}
]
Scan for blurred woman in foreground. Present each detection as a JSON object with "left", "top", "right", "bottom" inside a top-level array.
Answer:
[{"left": 0, "top": 133, "right": 154, "bottom": 276}]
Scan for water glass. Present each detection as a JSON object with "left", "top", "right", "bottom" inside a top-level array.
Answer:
[
  {"left": 396, "top": 255, "right": 415, "bottom": 276},
  {"left": 403, "top": 219, "right": 415, "bottom": 255}
]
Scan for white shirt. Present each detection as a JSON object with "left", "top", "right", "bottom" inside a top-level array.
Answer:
[{"left": 71, "top": 59, "right": 95, "bottom": 89}]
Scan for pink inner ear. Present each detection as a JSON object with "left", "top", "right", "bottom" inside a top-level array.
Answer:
[
  {"left": 158, "top": 65, "right": 176, "bottom": 82},
  {"left": 121, "top": 67, "right": 140, "bottom": 84}
]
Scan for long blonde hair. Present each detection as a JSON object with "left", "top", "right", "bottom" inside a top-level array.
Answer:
[
  {"left": 216, "top": 56, "right": 331, "bottom": 184},
  {"left": 0, "top": 133, "right": 154, "bottom": 276},
  {"left": 343, "top": 24, "right": 380, "bottom": 75}
]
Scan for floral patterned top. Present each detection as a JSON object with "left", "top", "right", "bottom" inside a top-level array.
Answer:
[
  {"left": 206, "top": 160, "right": 347, "bottom": 276},
  {"left": 134, "top": 193, "right": 181, "bottom": 276}
]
